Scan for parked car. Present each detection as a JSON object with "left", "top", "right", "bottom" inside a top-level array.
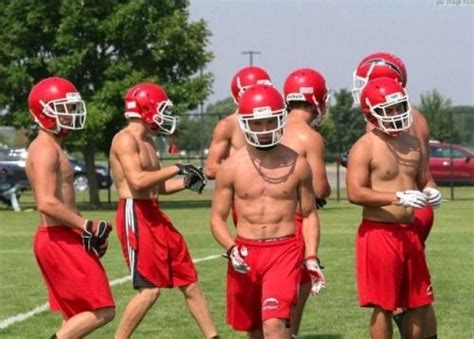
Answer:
[
  {"left": 0, "top": 164, "right": 28, "bottom": 210},
  {"left": 69, "top": 158, "right": 112, "bottom": 191},
  {"left": 429, "top": 141, "right": 474, "bottom": 185},
  {"left": 0, "top": 148, "right": 111, "bottom": 191}
]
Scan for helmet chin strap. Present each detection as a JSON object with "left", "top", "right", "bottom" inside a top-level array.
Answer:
[{"left": 255, "top": 144, "right": 278, "bottom": 151}]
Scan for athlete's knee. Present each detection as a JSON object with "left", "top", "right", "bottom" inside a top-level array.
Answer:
[
  {"left": 180, "top": 281, "right": 203, "bottom": 299},
  {"left": 139, "top": 287, "right": 161, "bottom": 304},
  {"left": 97, "top": 307, "right": 116, "bottom": 323},
  {"left": 262, "top": 318, "right": 286, "bottom": 337}
]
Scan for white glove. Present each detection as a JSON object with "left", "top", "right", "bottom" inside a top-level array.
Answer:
[
  {"left": 423, "top": 187, "right": 442, "bottom": 209},
  {"left": 396, "top": 190, "right": 427, "bottom": 208},
  {"left": 224, "top": 245, "right": 250, "bottom": 274},
  {"left": 304, "top": 256, "right": 326, "bottom": 295}
]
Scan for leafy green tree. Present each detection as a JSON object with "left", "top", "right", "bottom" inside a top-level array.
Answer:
[
  {"left": 451, "top": 106, "right": 474, "bottom": 146},
  {"left": 0, "top": 0, "right": 213, "bottom": 207},
  {"left": 321, "top": 89, "right": 365, "bottom": 155},
  {"left": 420, "top": 90, "right": 464, "bottom": 144},
  {"left": 174, "top": 97, "right": 234, "bottom": 153}
]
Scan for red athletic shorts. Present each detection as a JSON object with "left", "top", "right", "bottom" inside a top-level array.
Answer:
[
  {"left": 294, "top": 212, "right": 311, "bottom": 284},
  {"left": 356, "top": 219, "right": 434, "bottom": 311},
  {"left": 34, "top": 226, "right": 115, "bottom": 320},
  {"left": 116, "top": 199, "right": 197, "bottom": 289},
  {"left": 413, "top": 205, "right": 434, "bottom": 242},
  {"left": 226, "top": 235, "right": 302, "bottom": 332}
]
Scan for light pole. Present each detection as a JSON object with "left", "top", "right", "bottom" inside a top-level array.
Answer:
[{"left": 242, "top": 50, "right": 261, "bottom": 66}]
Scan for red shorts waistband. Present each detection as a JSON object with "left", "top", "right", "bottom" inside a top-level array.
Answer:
[
  {"left": 236, "top": 235, "right": 296, "bottom": 247},
  {"left": 361, "top": 219, "right": 412, "bottom": 228}
]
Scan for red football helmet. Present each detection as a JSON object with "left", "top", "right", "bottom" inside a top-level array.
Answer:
[
  {"left": 230, "top": 66, "right": 272, "bottom": 103},
  {"left": 237, "top": 84, "right": 287, "bottom": 148},
  {"left": 352, "top": 60, "right": 405, "bottom": 105},
  {"left": 358, "top": 52, "right": 407, "bottom": 85},
  {"left": 28, "top": 77, "right": 87, "bottom": 134},
  {"left": 360, "top": 77, "right": 412, "bottom": 135},
  {"left": 283, "top": 68, "right": 330, "bottom": 127},
  {"left": 353, "top": 52, "right": 407, "bottom": 105},
  {"left": 124, "top": 82, "right": 177, "bottom": 135}
]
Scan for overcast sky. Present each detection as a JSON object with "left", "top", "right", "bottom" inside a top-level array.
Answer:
[{"left": 189, "top": 0, "right": 473, "bottom": 106}]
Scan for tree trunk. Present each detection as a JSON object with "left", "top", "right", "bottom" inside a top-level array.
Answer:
[{"left": 82, "top": 143, "right": 101, "bottom": 208}]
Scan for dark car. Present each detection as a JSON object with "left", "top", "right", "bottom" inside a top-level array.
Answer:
[
  {"left": 0, "top": 148, "right": 111, "bottom": 191},
  {"left": 429, "top": 141, "right": 474, "bottom": 185},
  {"left": 69, "top": 158, "right": 112, "bottom": 191}
]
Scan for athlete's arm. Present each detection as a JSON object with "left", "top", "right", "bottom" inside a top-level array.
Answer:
[
  {"left": 205, "top": 119, "right": 232, "bottom": 179},
  {"left": 30, "top": 145, "right": 86, "bottom": 230},
  {"left": 113, "top": 133, "right": 179, "bottom": 191},
  {"left": 210, "top": 162, "right": 235, "bottom": 251},
  {"left": 297, "top": 158, "right": 319, "bottom": 258},
  {"left": 346, "top": 138, "right": 397, "bottom": 206},
  {"left": 413, "top": 108, "right": 437, "bottom": 189},
  {"left": 305, "top": 130, "right": 331, "bottom": 199}
]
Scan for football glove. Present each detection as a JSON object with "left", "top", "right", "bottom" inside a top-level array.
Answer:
[
  {"left": 81, "top": 220, "right": 112, "bottom": 258},
  {"left": 305, "top": 256, "right": 326, "bottom": 295},
  {"left": 223, "top": 245, "right": 250, "bottom": 274},
  {"left": 176, "top": 163, "right": 207, "bottom": 193},
  {"left": 423, "top": 187, "right": 442, "bottom": 209},
  {"left": 316, "top": 198, "right": 327, "bottom": 210},
  {"left": 396, "top": 190, "right": 427, "bottom": 208}
]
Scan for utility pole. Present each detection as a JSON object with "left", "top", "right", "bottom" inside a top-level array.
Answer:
[{"left": 241, "top": 50, "right": 261, "bottom": 66}]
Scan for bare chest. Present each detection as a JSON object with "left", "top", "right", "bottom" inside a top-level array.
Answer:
[
  {"left": 138, "top": 141, "right": 160, "bottom": 170},
  {"left": 234, "top": 165, "right": 298, "bottom": 200},
  {"left": 371, "top": 143, "right": 421, "bottom": 180}
]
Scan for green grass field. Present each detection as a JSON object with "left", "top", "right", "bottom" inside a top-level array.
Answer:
[{"left": 0, "top": 190, "right": 473, "bottom": 338}]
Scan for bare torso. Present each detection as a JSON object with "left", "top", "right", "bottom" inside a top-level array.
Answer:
[
  {"left": 226, "top": 145, "right": 306, "bottom": 239},
  {"left": 281, "top": 115, "right": 331, "bottom": 201},
  {"left": 226, "top": 113, "right": 247, "bottom": 154},
  {"left": 26, "top": 132, "right": 77, "bottom": 226},
  {"left": 110, "top": 127, "right": 160, "bottom": 199},
  {"left": 362, "top": 130, "right": 422, "bottom": 222}
]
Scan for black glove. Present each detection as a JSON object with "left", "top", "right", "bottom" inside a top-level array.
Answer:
[
  {"left": 81, "top": 220, "right": 112, "bottom": 258},
  {"left": 340, "top": 152, "right": 349, "bottom": 168},
  {"left": 316, "top": 198, "right": 327, "bottom": 210},
  {"left": 177, "top": 163, "right": 207, "bottom": 193}
]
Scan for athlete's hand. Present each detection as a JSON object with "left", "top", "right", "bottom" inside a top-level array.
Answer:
[
  {"left": 396, "top": 190, "right": 427, "bottom": 208},
  {"left": 176, "top": 163, "right": 207, "bottom": 193},
  {"left": 305, "top": 256, "right": 326, "bottom": 295},
  {"left": 81, "top": 220, "right": 112, "bottom": 258},
  {"left": 423, "top": 187, "right": 441, "bottom": 209},
  {"left": 223, "top": 245, "right": 250, "bottom": 274},
  {"left": 316, "top": 198, "right": 327, "bottom": 210},
  {"left": 184, "top": 166, "right": 207, "bottom": 193}
]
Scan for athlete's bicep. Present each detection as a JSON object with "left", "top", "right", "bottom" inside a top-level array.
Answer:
[
  {"left": 346, "top": 141, "right": 371, "bottom": 192},
  {"left": 29, "top": 147, "right": 60, "bottom": 205},
  {"left": 306, "top": 133, "right": 330, "bottom": 198},
  {"left": 113, "top": 135, "right": 145, "bottom": 183},
  {"left": 211, "top": 165, "right": 234, "bottom": 221},
  {"left": 206, "top": 122, "right": 231, "bottom": 178},
  {"left": 298, "top": 160, "right": 316, "bottom": 218}
]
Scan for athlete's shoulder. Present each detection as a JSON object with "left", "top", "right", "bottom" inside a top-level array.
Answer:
[
  {"left": 216, "top": 112, "right": 238, "bottom": 133},
  {"left": 27, "top": 135, "right": 59, "bottom": 160},
  {"left": 111, "top": 128, "right": 138, "bottom": 151}
]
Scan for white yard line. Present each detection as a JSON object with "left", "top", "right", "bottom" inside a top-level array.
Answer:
[{"left": 0, "top": 254, "right": 221, "bottom": 330}]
